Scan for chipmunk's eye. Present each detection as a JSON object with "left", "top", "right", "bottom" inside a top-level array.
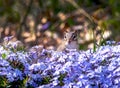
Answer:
[
  {"left": 72, "top": 35, "right": 76, "bottom": 38},
  {"left": 72, "top": 34, "right": 77, "bottom": 40},
  {"left": 64, "top": 35, "right": 67, "bottom": 39}
]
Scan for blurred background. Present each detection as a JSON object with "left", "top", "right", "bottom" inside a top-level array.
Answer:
[{"left": 0, "top": 0, "right": 120, "bottom": 50}]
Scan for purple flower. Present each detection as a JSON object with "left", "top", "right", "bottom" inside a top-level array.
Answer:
[
  {"left": 3, "top": 36, "right": 14, "bottom": 42},
  {"left": 13, "top": 69, "right": 23, "bottom": 80},
  {"left": 29, "top": 62, "right": 47, "bottom": 71},
  {"left": 0, "top": 40, "right": 120, "bottom": 87},
  {"left": 42, "top": 22, "right": 50, "bottom": 30},
  {"left": 0, "top": 59, "right": 9, "bottom": 66}
]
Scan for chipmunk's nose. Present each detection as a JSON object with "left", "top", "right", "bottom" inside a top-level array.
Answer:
[{"left": 68, "top": 39, "right": 72, "bottom": 43}]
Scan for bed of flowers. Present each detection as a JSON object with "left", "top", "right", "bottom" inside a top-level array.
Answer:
[{"left": 0, "top": 37, "right": 120, "bottom": 88}]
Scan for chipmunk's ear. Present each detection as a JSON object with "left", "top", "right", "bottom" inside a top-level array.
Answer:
[
  {"left": 64, "top": 30, "right": 70, "bottom": 36},
  {"left": 64, "top": 30, "right": 70, "bottom": 33},
  {"left": 73, "top": 30, "right": 78, "bottom": 35},
  {"left": 64, "top": 30, "right": 68, "bottom": 39}
]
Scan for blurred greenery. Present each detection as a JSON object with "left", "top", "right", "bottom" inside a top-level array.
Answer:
[
  {"left": 0, "top": 0, "right": 120, "bottom": 49},
  {"left": 0, "top": 76, "right": 8, "bottom": 87}
]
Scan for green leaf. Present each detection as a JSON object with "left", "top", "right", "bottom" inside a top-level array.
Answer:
[
  {"left": 0, "top": 76, "right": 8, "bottom": 88},
  {"left": 2, "top": 53, "right": 7, "bottom": 59},
  {"left": 67, "top": 18, "right": 74, "bottom": 26}
]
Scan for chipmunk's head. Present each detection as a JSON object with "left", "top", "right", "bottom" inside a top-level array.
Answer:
[{"left": 64, "top": 30, "right": 78, "bottom": 43}]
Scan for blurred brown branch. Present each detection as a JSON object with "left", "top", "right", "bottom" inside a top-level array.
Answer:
[
  {"left": 65, "top": 0, "right": 97, "bottom": 28},
  {"left": 17, "top": 0, "right": 33, "bottom": 40}
]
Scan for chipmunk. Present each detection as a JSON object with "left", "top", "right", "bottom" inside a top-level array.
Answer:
[{"left": 57, "top": 30, "right": 79, "bottom": 51}]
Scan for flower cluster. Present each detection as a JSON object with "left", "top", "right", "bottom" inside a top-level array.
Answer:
[{"left": 0, "top": 37, "right": 120, "bottom": 88}]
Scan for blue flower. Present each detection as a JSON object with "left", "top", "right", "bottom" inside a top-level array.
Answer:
[{"left": 29, "top": 62, "right": 47, "bottom": 71}]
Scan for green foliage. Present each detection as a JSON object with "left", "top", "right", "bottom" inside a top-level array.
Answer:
[
  {"left": 41, "top": 76, "right": 51, "bottom": 85},
  {"left": 8, "top": 79, "right": 26, "bottom": 88},
  {"left": 108, "top": 0, "right": 120, "bottom": 16},
  {"left": 58, "top": 73, "right": 67, "bottom": 86},
  {"left": 1, "top": 53, "right": 7, "bottom": 59},
  {"left": 0, "top": 75, "right": 27, "bottom": 88},
  {"left": 10, "top": 46, "right": 25, "bottom": 53},
  {"left": 79, "top": 44, "right": 87, "bottom": 50},
  {"left": 0, "top": 76, "right": 8, "bottom": 88},
  {"left": 6, "top": 10, "right": 20, "bottom": 23},
  {"left": 67, "top": 18, "right": 75, "bottom": 26},
  {"left": 100, "top": 59, "right": 107, "bottom": 66},
  {"left": 0, "top": 0, "right": 20, "bottom": 23}
]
